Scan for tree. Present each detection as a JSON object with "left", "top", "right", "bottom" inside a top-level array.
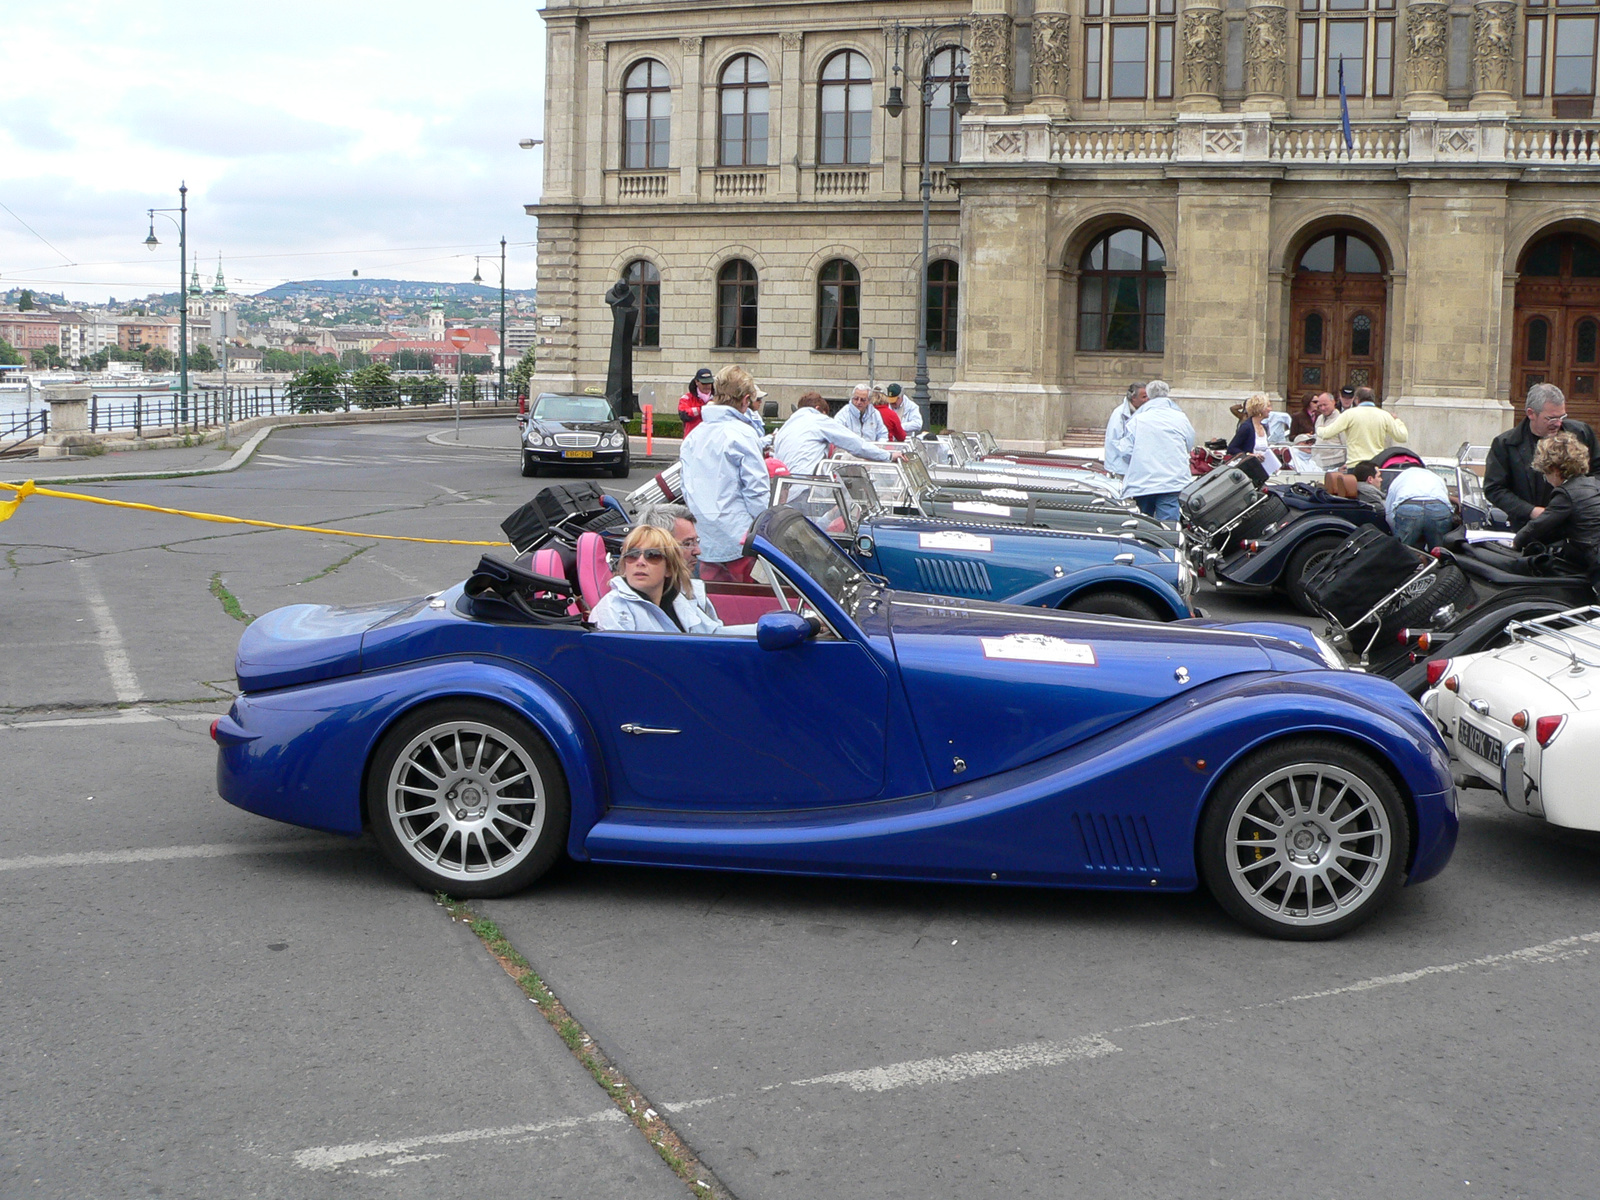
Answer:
[
  {"left": 30, "top": 345, "right": 62, "bottom": 369},
  {"left": 349, "top": 361, "right": 400, "bottom": 409},
  {"left": 82, "top": 349, "right": 110, "bottom": 372},
  {"left": 190, "top": 343, "right": 217, "bottom": 372},
  {"left": 287, "top": 360, "right": 346, "bottom": 412},
  {"left": 17, "top": 290, "right": 34, "bottom": 311},
  {"left": 458, "top": 353, "right": 492, "bottom": 375},
  {"left": 339, "top": 348, "right": 371, "bottom": 369},
  {"left": 146, "top": 347, "right": 174, "bottom": 370},
  {"left": 0, "top": 338, "right": 23, "bottom": 366},
  {"left": 404, "top": 375, "right": 447, "bottom": 406},
  {"left": 395, "top": 348, "right": 418, "bottom": 371},
  {"left": 508, "top": 353, "right": 535, "bottom": 402},
  {"left": 458, "top": 373, "right": 479, "bottom": 405}
]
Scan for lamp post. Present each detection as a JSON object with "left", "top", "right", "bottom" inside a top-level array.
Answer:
[
  {"left": 882, "top": 23, "right": 969, "bottom": 431},
  {"left": 472, "top": 238, "right": 509, "bottom": 404},
  {"left": 144, "top": 183, "right": 190, "bottom": 423}
]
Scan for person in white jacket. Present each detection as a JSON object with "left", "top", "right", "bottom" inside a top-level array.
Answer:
[
  {"left": 1103, "top": 382, "right": 1145, "bottom": 476},
  {"left": 1110, "top": 380, "right": 1195, "bottom": 521},
  {"left": 589, "top": 526, "right": 728, "bottom": 634},
  {"left": 837, "top": 384, "right": 888, "bottom": 441},
  {"left": 680, "top": 364, "right": 769, "bottom": 582},
  {"left": 881, "top": 383, "right": 924, "bottom": 436},
  {"left": 772, "top": 393, "right": 894, "bottom": 477}
]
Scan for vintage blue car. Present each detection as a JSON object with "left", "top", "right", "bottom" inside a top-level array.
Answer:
[{"left": 214, "top": 506, "right": 1457, "bottom": 938}]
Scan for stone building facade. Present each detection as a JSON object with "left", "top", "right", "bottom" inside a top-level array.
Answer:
[{"left": 530, "top": 0, "right": 1600, "bottom": 451}]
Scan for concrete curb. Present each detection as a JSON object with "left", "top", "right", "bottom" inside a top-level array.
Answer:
[{"left": 5, "top": 425, "right": 278, "bottom": 486}]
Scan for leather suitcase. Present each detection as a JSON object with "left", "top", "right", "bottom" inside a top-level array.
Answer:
[
  {"left": 1179, "top": 465, "right": 1261, "bottom": 530},
  {"left": 1302, "top": 526, "right": 1423, "bottom": 626}
]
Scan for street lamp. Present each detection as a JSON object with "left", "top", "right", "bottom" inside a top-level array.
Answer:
[
  {"left": 143, "top": 183, "right": 190, "bottom": 422},
  {"left": 882, "top": 22, "right": 969, "bottom": 430},
  {"left": 472, "top": 238, "right": 509, "bottom": 403}
]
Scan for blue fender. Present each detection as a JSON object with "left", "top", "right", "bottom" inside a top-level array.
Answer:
[
  {"left": 1215, "top": 514, "right": 1360, "bottom": 587},
  {"left": 1005, "top": 563, "right": 1191, "bottom": 619},
  {"left": 217, "top": 657, "right": 611, "bottom": 858}
]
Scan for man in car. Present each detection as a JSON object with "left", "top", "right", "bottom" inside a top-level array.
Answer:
[
  {"left": 772, "top": 392, "right": 894, "bottom": 478},
  {"left": 1485, "top": 382, "right": 1600, "bottom": 529},
  {"left": 635, "top": 503, "right": 719, "bottom": 623},
  {"left": 680, "top": 365, "right": 769, "bottom": 582},
  {"left": 837, "top": 384, "right": 888, "bottom": 441},
  {"left": 1304, "top": 391, "right": 1346, "bottom": 469}
]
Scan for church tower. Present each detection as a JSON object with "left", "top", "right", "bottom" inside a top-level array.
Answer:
[{"left": 428, "top": 302, "right": 445, "bottom": 343}]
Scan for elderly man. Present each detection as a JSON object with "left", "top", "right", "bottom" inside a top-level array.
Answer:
[
  {"left": 1111, "top": 380, "right": 1194, "bottom": 521},
  {"left": 1485, "top": 382, "right": 1600, "bottom": 529},
  {"left": 1103, "top": 382, "right": 1146, "bottom": 476},
  {"left": 634, "top": 502, "right": 718, "bottom": 622},
  {"left": 679, "top": 364, "right": 768, "bottom": 582},
  {"left": 1312, "top": 386, "right": 1407, "bottom": 464},
  {"left": 837, "top": 384, "right": 888, "bottom": 441},
  {"left": 772, "top": 392, "right": 893, "bottom": 478},
  {"left": 881, "top": 382, "right": 924, "bottom": 436},
  {"left": 1303, "top": 391, "right": 1346, "bottom": 469}
]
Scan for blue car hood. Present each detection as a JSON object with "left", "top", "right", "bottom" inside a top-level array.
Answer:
[
  {"left": 235, "top": 597, "right": 427, "bottom": 693},
  {"left": 886, "top": 595, "right": 1293, "bottom": 789}
]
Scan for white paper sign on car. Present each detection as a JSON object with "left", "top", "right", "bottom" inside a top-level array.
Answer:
[
  {"left": 919, "top": 530, "right": 993, "bottom": 552},
  {"left": 980, "top": 634, "right": 1098, "bottom": 666},
  {"left": 952, "top": 501, "right": 1013, "bottom": 517}
]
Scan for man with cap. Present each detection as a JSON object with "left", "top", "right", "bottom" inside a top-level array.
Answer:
[
  {"left": 678, "top": 368, "right": 716, "bottom": 436},
  {"left": 880, "top": 382, "right": 924, "bottom": 436}
]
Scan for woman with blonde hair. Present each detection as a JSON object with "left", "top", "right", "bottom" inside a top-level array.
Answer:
[
  {"left": 1513, "top": 431, "right": 1600, "bottom": 572},
  {"left": 589, "top": 525, "right": 726, "bottom": 634},
  {"left": 1225, "top": 392, "right": 1281, "bottom": 476}
]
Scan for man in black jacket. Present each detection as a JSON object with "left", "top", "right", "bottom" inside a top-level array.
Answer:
[{"left": 1485, "top": 383, "right": 1600, "bottom": 529}]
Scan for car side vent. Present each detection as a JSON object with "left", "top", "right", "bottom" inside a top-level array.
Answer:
[
  {"left": 914, "top": 556, "right": 993, "bottom": 595},
  {"left": 1072, "top": 813, "right": 1160, "bottom": 873}
]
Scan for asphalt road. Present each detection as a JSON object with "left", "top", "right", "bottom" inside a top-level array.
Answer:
[{"left": 4, "top": 420, "right": 1598, "bottom": 1199}]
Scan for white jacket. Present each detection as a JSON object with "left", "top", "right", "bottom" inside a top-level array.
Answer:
[
  {"left": 1113, "top": 397, "right": 1196, "bottom": 499},
  {"left": 589, "top": 577, "right": 726, "bottom": 635},
  {"left": 837, "top": 402, "right": 887, "bottom": 442},
  {"left": 680, "top": 404, "right": 769, "bottom": 563},
  {"left": 887, "top": 396, "right": 924, "bottom": 435},
  {"left": 772, "top": 406, "right": 891, "bottom": 477},
  {"left": 1103, "top": 400, "right": 1133, "bottom": 476}
]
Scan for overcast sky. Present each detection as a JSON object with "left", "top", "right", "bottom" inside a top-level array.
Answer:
[{"left": 1, "top": 1, "right": 546, "bottom": 304}]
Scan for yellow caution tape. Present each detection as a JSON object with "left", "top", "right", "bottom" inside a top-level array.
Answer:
[{"left": 0, "top": 479, "right": 510, "bottom": 546}]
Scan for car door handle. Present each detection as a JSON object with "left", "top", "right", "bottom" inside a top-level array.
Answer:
[{"left": 620, "top": 723, "right": 680, "bottom": 736}]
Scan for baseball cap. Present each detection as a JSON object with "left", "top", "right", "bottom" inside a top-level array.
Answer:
[
  {"left": 1340, "top": 386, "right": 1355, "bottom": 398},
  {"left": 885, "top": 383, "right": 902, "bottom": 398},
  {"left": 694, "top": 367, "right": 714, "bottom": 384}
]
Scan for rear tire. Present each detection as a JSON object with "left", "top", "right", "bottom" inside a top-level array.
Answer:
[
  {"left": 366, "top": 700, "right": 570, "bottom": 899},
  {"left": 1227, "top": 493, "right": 1290, "bottom": 550},
  {"left": 1061, "top": 590, "right": 1165, "bottom": 621},
  {"left": 1376, "top": 565, "right": 1476, "bottom": 643},
  {"left": 1283, "top": 534, "right": 1349, "bottom": 615},
  {"left": 521, "top": 452, "right": 540, "bottom": 478},
  {"left": 1198, "top": 737, "right": 1410, "bottom": 940}
]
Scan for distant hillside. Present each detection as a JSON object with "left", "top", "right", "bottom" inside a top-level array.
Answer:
[{"left": 253, "top": 279, "right": 537, "bottom": 302}]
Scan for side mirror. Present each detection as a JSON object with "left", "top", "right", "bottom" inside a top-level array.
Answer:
[
  {"left": 757, "top": 611, "right": 818, "bottom": 651},
  {"left": 854, "top": 534, "right": 875, "bottom": 557},
  {"left": 1488, "top": 506, "right": 1510, "bottom": 529}
]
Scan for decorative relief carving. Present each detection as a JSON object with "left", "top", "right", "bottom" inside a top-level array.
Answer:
[
  {"left": 989, "top": 130, "right": 1025, "bottom": 156},
  {"left": 1440, "top": 128, "right": 1478, "bottom": 154},
  {"left": 1032, "top": 15, "right": 1072, "bottom": 99},
  {"left": 1472, "top": 1, "right": 1517, "bottom": 95},
  {"left": 1404, "top": 3, "right": 1449, "bottom": 95},
  {"left": 1179, "top": 5, "right": 1224, "bottom": 97},
  {"left": 970, "top": 14, "right": 1013, "bottom": 101},
  {"left": 1244, "top": 3, "right": 1288, "bottom": 97},
  {"left": 780, "top": 31, "right": 803, "bottom": 52},
  {"left": 680, "top": 36, "right": 703, "bottom": 56},
  {"left": 588, "top": 41, "right": 607, "bottom": 62},
  {"left": 1203, "top": 128, "right": 1242, "bottom": 155}
]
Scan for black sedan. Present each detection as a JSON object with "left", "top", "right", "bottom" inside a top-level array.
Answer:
[{"left": 519, "top": 393, "right": 631, "bottom": 478}]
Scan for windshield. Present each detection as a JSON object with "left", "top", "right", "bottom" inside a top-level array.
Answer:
[
  {"left": 760, "top": 507, "right": 873, "bottom": 617},
  {"left": 533, "top": 394, "right": 616, "bottom": 422}
]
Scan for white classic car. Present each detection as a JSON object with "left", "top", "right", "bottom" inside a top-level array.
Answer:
[{"left": 1422, "top": 606, "right": 1600, "bottom": 828}]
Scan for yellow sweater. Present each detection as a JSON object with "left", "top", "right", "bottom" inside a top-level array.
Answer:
[{"left": 1315, "top": 405, "right": 1409, "bottom": 464}]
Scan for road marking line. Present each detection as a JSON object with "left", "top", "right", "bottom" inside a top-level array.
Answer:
[
  {"left": 0, "top": 838, "right": 354, "bottom": 872},
  {"left": 2, "top": 709, "right": 165, "bottom": 730},
  {"left": 293, "top": 1108, "right": 625, "bottom": 1170},
  {"left": 789, "top": 1035, "right": 1122, "bottom": 1093},
  {"left": 73, "top": 560, "right": 141, "bottom": 703}
]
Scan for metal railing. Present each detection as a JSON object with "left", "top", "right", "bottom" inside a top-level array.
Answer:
[{"left": 0, "top": 409, "right": 48, "bottom": 454}]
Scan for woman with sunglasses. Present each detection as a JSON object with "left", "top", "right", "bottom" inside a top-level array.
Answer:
[{"left": 589, "top": 525, "right": 727, "bottom": 634}]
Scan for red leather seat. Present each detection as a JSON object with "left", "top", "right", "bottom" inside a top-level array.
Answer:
[
  {"left": 575, "top": 531, "right": 613, "bottom": 611},
  {"left": 530, "top": 547, "right": 582, "bottom": 617}
]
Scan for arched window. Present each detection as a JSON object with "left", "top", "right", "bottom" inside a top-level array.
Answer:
[
  {"left": 1297, "top": 232, "right": 1383, "bottom": 276},
  {"left": 622, "top": 259, "right": 660, "bottom": 347},
  {"left": 816, "top": 259, "right": 860, "bottom": 351},
  {"left": 716, "top": 259, "right": 758, "bottom": 349},
  {"left": 926, "top": 259, "right": 959, "bottom": 353},
  {"left": 925, "top": 47, "right": 969, "bottom": 164},
  {"left": 623, "top": 59, "right": 672, "bottom": 169},
  {"left": 718, "top": 55, "right": 769, "bottom": 166},
  {"left": 819, "top": 50, "right": 872, "bottom": 165},
  {"left": 1077, "top": 227, "right": 1166, "bottom": 353}
]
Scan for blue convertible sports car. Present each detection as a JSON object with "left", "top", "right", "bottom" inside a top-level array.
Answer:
[{"left": 214, "top": 507, "right": 1458, "bottom": 939}]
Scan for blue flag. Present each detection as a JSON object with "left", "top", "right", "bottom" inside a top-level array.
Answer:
[{"left": 1338, "top": 57, "right": 1353, "bottom": 151}]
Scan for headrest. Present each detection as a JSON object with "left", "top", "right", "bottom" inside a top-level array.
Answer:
[{"left": 575, "top": 531, "right": 613, "bottom": 611}]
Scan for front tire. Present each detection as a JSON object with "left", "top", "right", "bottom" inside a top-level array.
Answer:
[
  {"left": 521, "top": 452, "right": 540, "bottom": 478},
  {"left": 1198, "top": 738, "right": 1410, "bottom": 940},
  {"left": 1060, "top": 590, "right": 1165, "bottom": 621},
  {"left": 367, "top": 700, "right": 570, "bottom": 898}
]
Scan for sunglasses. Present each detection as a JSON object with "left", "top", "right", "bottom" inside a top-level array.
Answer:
[{"left": 621, "top": 548, "right": 666, "bottom": 563}]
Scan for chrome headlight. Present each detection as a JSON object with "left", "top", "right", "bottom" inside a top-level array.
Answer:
[
  {"left": 1312, "top": 633, "right": 1347, "bottom": 670},
  {"left": 542, "top": 435, "right": 556, "bottom": 448},
  {"left": 1176, "top": 556, "right": 1197, "bottom": 599}
]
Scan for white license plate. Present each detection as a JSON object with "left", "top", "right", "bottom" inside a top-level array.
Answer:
[
  {"left": 1458, "top": 717, "right": 1503, "bottom": 767},
  {"left": 562, "top": 450, "right": 594, "bottom": 459}
]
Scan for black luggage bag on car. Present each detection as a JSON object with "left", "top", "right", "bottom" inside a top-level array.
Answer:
[
  {"left": 1179, "top": 464, "right": 1262, "bottom": 530},
  {"left": 1301, "top": 526, "right": 1425, "bottom": 627},
  {"left": 501, "top": 483, "right": 620, "bottom": 553}
]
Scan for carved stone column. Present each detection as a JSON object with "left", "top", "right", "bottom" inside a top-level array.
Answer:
[
  {"left": 1030, "top": 2, "right": 1072, "bottom": 111},
  {"left": 677, "top": 37, "right": 704, "bottom": 199},
  {"left": 1178, "top": 0, "right": 1225, "bottom": 113},
  {"left": 1470, "top": 0, "right": 1518, "bottom": 111},
  {"left": 1402, "top": 2, "right": 1449, "bottom": 111},
  {"left": 969, "top": 2, "right": 1014, "bottom": 110},
  {"left": 1242, "top": 0, "right": 1289, "bottom": 113}
]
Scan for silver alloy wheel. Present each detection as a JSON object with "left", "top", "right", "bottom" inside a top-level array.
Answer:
[
  {"left": 384, "top": 719, "right": 546, "bottom": 883},
  {"left": 1224, "top": 763, "right": 1393, "bottom": 928}
]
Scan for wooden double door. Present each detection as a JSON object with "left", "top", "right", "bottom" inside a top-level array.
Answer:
[
  {"left": 1287, "top": 232, "right": 1387, "bottom": 404},
  {"left": 1512, "top": 234, "right": 1600, "bottom": 427}
]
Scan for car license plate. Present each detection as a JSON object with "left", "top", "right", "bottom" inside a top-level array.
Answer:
[
  {"left": 562, "top": 450, "right": 594, "bottom": 459},
  {"left": 1458, "top": 717, "right": 1503, "bottom": 767}
]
